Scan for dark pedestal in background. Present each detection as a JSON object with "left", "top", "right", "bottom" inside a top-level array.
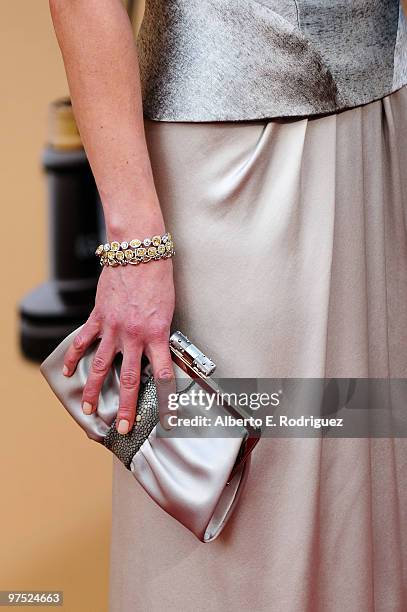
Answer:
[{"left": 19, "top": 99, "right": 104, "bottom": 361}]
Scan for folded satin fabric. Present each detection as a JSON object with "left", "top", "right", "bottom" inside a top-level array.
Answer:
[
  {"left": 40, "top": 327, "right": 252, "bottom": 543},
  {"left": 109, "top": 85, "right": 407, "bottom": 611}
]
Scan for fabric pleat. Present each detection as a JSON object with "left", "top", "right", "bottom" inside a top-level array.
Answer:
[{"left": 108, "top": 86, "right": 407, "bottom": 612}]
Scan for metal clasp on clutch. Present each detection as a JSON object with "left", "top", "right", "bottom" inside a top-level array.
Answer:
[
  {"left": 169, "top": 331, "right": 216, "bottom": 378},
  {"left": 169, "top": 331, "right": 260, "bottom": 484}
]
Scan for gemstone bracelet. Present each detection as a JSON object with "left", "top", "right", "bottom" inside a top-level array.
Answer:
[{"left": 95, "top": 232, "right": 174, "bottom": 267}]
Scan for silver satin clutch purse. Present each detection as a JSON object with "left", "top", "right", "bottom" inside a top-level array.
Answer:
[{"left": 40, "top": 328, "right": 259, "bottom": 542}]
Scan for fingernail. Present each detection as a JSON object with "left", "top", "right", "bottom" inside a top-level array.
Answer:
[
  {"left": 161, "top": 414, "right": 173, "bottom": 431},
  {"left": 82, "top": 401, "right": 93, "bottom": 415},
  {"left": 117, "top": 419, "right": 130, "bottom": 435},
  {"left": 63, "top": 365, "right": 69, "bottom": 376}
]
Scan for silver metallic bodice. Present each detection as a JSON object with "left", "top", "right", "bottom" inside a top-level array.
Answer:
[{"left": 137, "top": 0, "right": 407, "bottom": 121}]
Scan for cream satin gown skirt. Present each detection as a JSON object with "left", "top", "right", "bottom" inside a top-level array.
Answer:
[{"left": 109, "top": 86, "right": 407, "bottom": 612}]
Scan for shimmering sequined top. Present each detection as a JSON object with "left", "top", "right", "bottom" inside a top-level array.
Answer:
[{"left": 137, "top": 0, "right": 407, "bottom": 121}]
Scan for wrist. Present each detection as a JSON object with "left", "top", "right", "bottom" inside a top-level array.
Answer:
[{"left": 105, "top": 211, "right": 166, "bottom": 242}]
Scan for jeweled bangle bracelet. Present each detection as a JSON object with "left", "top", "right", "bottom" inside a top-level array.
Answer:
[{"left": 95, "top": 232, "right": 174, "bottom": 267}]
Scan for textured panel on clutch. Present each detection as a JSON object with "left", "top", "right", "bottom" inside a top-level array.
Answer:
[{"left": 103, "top": 376, "right": 159, "bottom": 468}]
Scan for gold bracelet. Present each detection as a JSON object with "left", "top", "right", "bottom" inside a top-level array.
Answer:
[{"left": 95, "top": 232, "right": 174, "bottom": 267}]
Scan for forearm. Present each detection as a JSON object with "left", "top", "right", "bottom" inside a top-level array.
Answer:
[{"left": 49, "top": 0, "right": 162, "bottom": 239}]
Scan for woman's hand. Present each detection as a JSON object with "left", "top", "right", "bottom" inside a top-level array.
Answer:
[
  {"left": 62, "top": 258, "right": 175, "bottom": 434},
  {"left": 49, "top": 1, "right": 176, "bottom": 433}
]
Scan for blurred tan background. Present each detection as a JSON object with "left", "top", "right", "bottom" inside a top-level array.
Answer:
[{"left": 0, "top": 2, "right": 143, "bottom": 611}]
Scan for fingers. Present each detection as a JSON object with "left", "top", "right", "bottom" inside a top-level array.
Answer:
[
  {"left": 81, "top": 334, "right": 117, "bottom": 415},
  {"left": 116, "top": 342, "right": 142, "bottom": 435},
  {"left": 66, "top": 315, "right": 174, "bottom": 439},
  {"left": 63, "top": 318, "right": 100, "bottom": 377},
  {"left": 145, "top": 336, "right": 176, "bottom": 431}
]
